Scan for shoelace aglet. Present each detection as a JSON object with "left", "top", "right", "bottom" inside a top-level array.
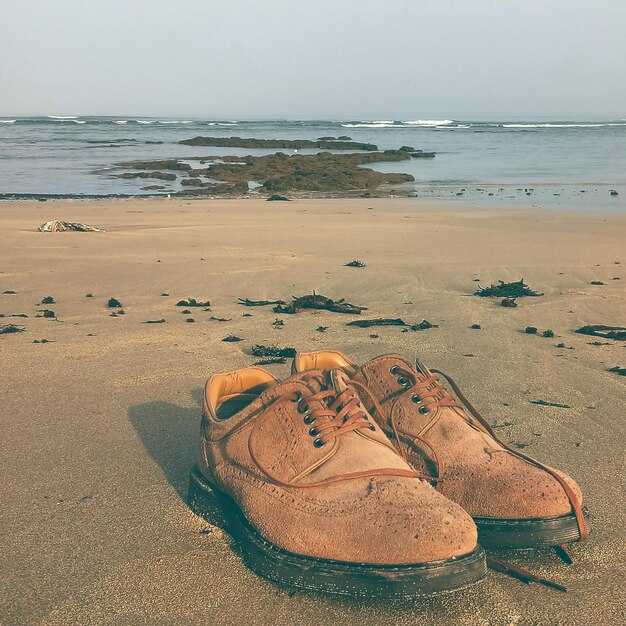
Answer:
[
  {"left": 554, "top": 544, "right": 573, "bottom": 565},
  {"left": 486, "top": 556, "right": 567, "bottom": 593}
]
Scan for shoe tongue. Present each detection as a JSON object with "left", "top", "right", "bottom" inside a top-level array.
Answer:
[{"left": 328, "top": 367, "right": 352, "bottom": 395}]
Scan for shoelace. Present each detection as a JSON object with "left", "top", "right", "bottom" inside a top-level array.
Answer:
[
  {"left": 353, "top": 363, "right": 588, "bottom": 544},
  {"left": 287, "top": 375, "right": 373, "bottom": 449}
]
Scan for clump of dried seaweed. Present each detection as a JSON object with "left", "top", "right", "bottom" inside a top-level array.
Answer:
[
  {"left": 254, "top": 357, "right": 287, "bottom": 365},
  {"left": 0, "top": 323, "right": 25, "bottom": 334},
  {"left": 222, "top": 335, "right": 243, "bottom": 342},
  {"left": 274, "top": 293, "right": 364, "bottom": 315},
  {"left": 346, "top": 318, "right": 438, "bottom": 331},
  {"left": 530, "top": 399, "right": 572, "bottom": 409},
  {"left": 250, "top": 344, "right": 296, "bottom": 358},
  {"left": 608, "top": 366, "right": 626, "bottom": 376},
  {"left": 344, "top": 260, "right": 366, "bottom": 267},
  {"left": 176, "top": 298, "right": 211, "bottom": 307},
  {"left": 575, "top": 325, "right": 626, "bottom": 341},
  {"left": 107, "top": 298, "right": 123, "bottom": 308},
  {"left": 475, "top": 279, "right": 543, "bottom": 298}
]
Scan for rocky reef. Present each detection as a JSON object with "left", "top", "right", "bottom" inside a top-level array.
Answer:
[{"left": 178, "top": 136, "right": 378, "bottom": 151}]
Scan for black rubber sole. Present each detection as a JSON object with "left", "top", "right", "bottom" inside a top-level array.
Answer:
[
  {"left": 187, "top": 465, "right": 487, "bottom": 598},
  {"left": 475, "top": 508, "right": 591, "bottom": 549}
]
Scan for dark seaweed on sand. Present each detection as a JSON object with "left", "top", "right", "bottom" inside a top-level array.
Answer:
[
  {"left": 238, "top": 298, "right": 286, "bottom": 307},
  {"left": 575, "top": 325, "right": 626, "bottom": 341},
  {"left": 0, "top": 323, "right": 25, "bottom": 334},
  {"left": 250, "top": 344, "right": 296, "bottom": 358},
  {"left": 253, "top": 357, "right": 288, "bottom": 365},
  {"left": 274, "top": 293, "right": 364, "bottom": 315},
  {"left": 344, "top": 260, "right": 366, "bottom": 267},
  {"left": 530, "top": 400, "right": 572, "bottom": 409},
  {"left": 176, "top": 298, "right": 211, "bottom": 307},
  {"left": 222, "top": 335, "right": 243, "bottom": 342},
  {"left": 475, "top": 279, "right": 543, "bottom": 298},
  {"left": 107, "top": 298, "right": 123, "bottom": 308},
  {"left": 347, "top": 318, "right": 437, "bottom": 331},
  {"left": 143, "top": 319, "right": 166, "bottom": 324},
  {"left": 608, "top": 366, "right": 626, "bottom": 376}
]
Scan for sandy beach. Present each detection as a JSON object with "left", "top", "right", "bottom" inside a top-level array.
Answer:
[{"left": 1, "top": 197, "right": 625, "bottom": 625}]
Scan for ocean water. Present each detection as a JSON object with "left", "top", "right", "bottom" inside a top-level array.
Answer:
[{"left": 0, "top": 116, "right": 625, "bottom": 209}]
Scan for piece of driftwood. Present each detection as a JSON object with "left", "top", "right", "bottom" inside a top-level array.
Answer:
[
  {"left": 475, "top": 279, "right": 543, "bottom": 298},
  {"left": 238, "top": 298, "right": 286, "bottom": 307},
  {"left": 574, "top": 325, "right": 626, "bottom": 341},
  {"left": 274, "top": 293, "right": 364, "bottom": 315},
  {"left": 346, "top": 318, "right": 437, "bottom": 331}
]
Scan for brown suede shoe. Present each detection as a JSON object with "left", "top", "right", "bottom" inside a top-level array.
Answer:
[
  {"left": 188, "top": 366, "right": 486, "bottom": 597},
  {"left": 293, "top": 351, "right": 590, "bottom": 549}
]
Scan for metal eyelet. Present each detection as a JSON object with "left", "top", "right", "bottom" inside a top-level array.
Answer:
[
  {"left": 308, "top": 427, "right": 319, "bottom": 437},
  {"left": 369, "top": 424, "right": 376, "bottom": 431},
  {"left": 313, "top": 438, "right": 325, "bottom": 448},
  {"left": 411, "top": 394, "right": 421, "bottom": 403},
  {"left": 297, "top": 401, "right": 309, "bottom": 414},
  {"left": 397, "top": 376, "right": 408, "bottom": 386},
  {"left": 303, "top": 415, "right": 315, "bottom": 425},
  {"left": 419, "top": 406, "right": 429, "bottom": 415},
  {"left": 292, "top": 391, "right": 302, "bottom": 402},
  {"left": 390, "top": 366, "right": 399, "bottom": 374}
]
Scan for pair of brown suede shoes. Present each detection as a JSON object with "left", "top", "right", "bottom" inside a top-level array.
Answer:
[{"left": 188, "top": 350, "right": 589, "bottom": 598}]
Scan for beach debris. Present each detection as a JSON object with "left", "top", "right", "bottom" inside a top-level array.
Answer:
[
  {"left": 272, "top": 319, "right": 284, "bottom": 328},
  {"left": 274, "top": 293, "right": 364, "bottom": 315},
  {"left": 33, "top": 339, "right": 53, "bottom": 343},
  {"left": 37, "top": 309, "right": 56, "bottom": 318},
  {"left": 344, "top": 260, "right": 366, "bottom": 267},
  {"left": 347, "top": 318, "right": 406, "bottom": 328},
  {"left": 500, "top": 297, "right": 518, "bottom": 307},
  {"left": 316, "top": 326, "right": 328, "bottom": 332},
  {"left": 266, "top": 195, "right": 290, "bottom": 201},
  {"left": 475, "top": 279, "right": 543, "bottom": 298},
  {"left": 0, "top": 323, "right": 25, "bottom": 334},
  {"left": 222, "top": 335, "right": 243, "bottom": 342},
  {"left": 574, "top": 325, "right": 626, "bottom": 341},
  {"left": 542, "top": 329, "right": 555, "bottom": 338},
  {"left": 176, "top": 298, "right": 211, "bottom": 307},
  {"left": 589, "top": 280, "right": 606, "bottom": 285},
  {"left": 250, "top": 344, "right": 296, "bottom": 359},
  {"left": 608, "top": 366, "right": 626, "bottom": 376},
  {"left": 346, "top": 318, "right": 438, "bottom": 331},
  {"left": 107, "top": 298, "right": 123, "bottom": 308},
  {"left": 185, "top": 318, "right": 195, "bottom": 323},
  {"left": 86, "top": 293, "right": 93, "bottom": 298},
  {"left": 238, "top": 298, "right": 286, "bottom": 307},
  {"left": 161, "top": 292, "right": 170, "bottom": 296},
  {"left": 143, "top": 319, "right": 166, "bottom": 324},
  {"left": 513, "top": 442, "right": 530, "bottom": 449},
  {"left": 486, "top": 555, "right": 567, "bottom": 593},
  {"left": 38, "top": 220, "right": 104, "bottom": 232},
  {"left": 0, "top": 313, "right": 28, "bottom": 318},
  {"left": 525, "top": 327, "right": 538, "bottom": 334},
  {"left": 40, "top": 296, "right": 55, "bottom": 304},
  {"left": 2, "top": 290, "right": 17, "bottom": 294},
  {"left": 530, "top": 400, "right": 572, "bottom": 409},
  {"left": 556, "top": 343, "right": 574, "bottom": 349},
  {"left": 470, "top": 324, "right": 482, "bottom": 329},
  {"left": 209, "top": 316, "right": 232, "bottom": 322},
  {"left": 370, "top": 334, "right": 379, "bottom": 338},
  {"left": 254, "top": 357, "right": 287, "bottom": 366},
  {"left": 609, "top": 189, "right": 619, "bottom": 196},
  {"left": 181, "top": 309, "right": 191, "bottom": 314}
]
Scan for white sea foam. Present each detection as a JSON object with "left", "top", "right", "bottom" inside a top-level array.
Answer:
[
  {"left": 115, "top": 120, "right": 128, "bottom": 124},
  {"left": 0, "top": 119, "right": 16, "bottom": 123},
  {"left": 74, "top": 120, "right": 86, "bottom": 124},
  {"left": 217, "top": 122, "right": 237, "bottom": 126},
  {"left": 341, "top": 122, "right": 397, "bottom": 128},
  {"left": 136, "top": 120, "right": 157, "bottom": 124},
  {"left": 403, "top": 119, "right": 453, "bottom": 126},
  {"left": 158, "top": 120, "right": 194, "bottom": 124},
  {"left": 48, "top": 115, "right": 78, "bottom": 119},
  {"left": 503, "top": 123, "right": 626, "bottom": 128}
]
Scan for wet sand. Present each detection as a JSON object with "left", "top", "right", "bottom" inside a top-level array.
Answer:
[{"left": 1, "top": 198, "right": 625, "bottom": 625}]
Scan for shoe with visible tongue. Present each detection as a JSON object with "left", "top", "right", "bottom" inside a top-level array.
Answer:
[
  {"left": 293, "top": 351, "right": 590, "bottom": 549},
  {"left": 188, "top": 365, "right": 486, "bottom": 597}
]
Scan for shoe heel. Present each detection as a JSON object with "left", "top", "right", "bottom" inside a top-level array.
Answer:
[{"left": 187, "top": 465, "right": 231, "bottom": 531}]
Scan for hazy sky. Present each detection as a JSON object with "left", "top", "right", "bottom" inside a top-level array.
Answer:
[{"left": 1, "top": 0, "right": 625, "bottom": 119}]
